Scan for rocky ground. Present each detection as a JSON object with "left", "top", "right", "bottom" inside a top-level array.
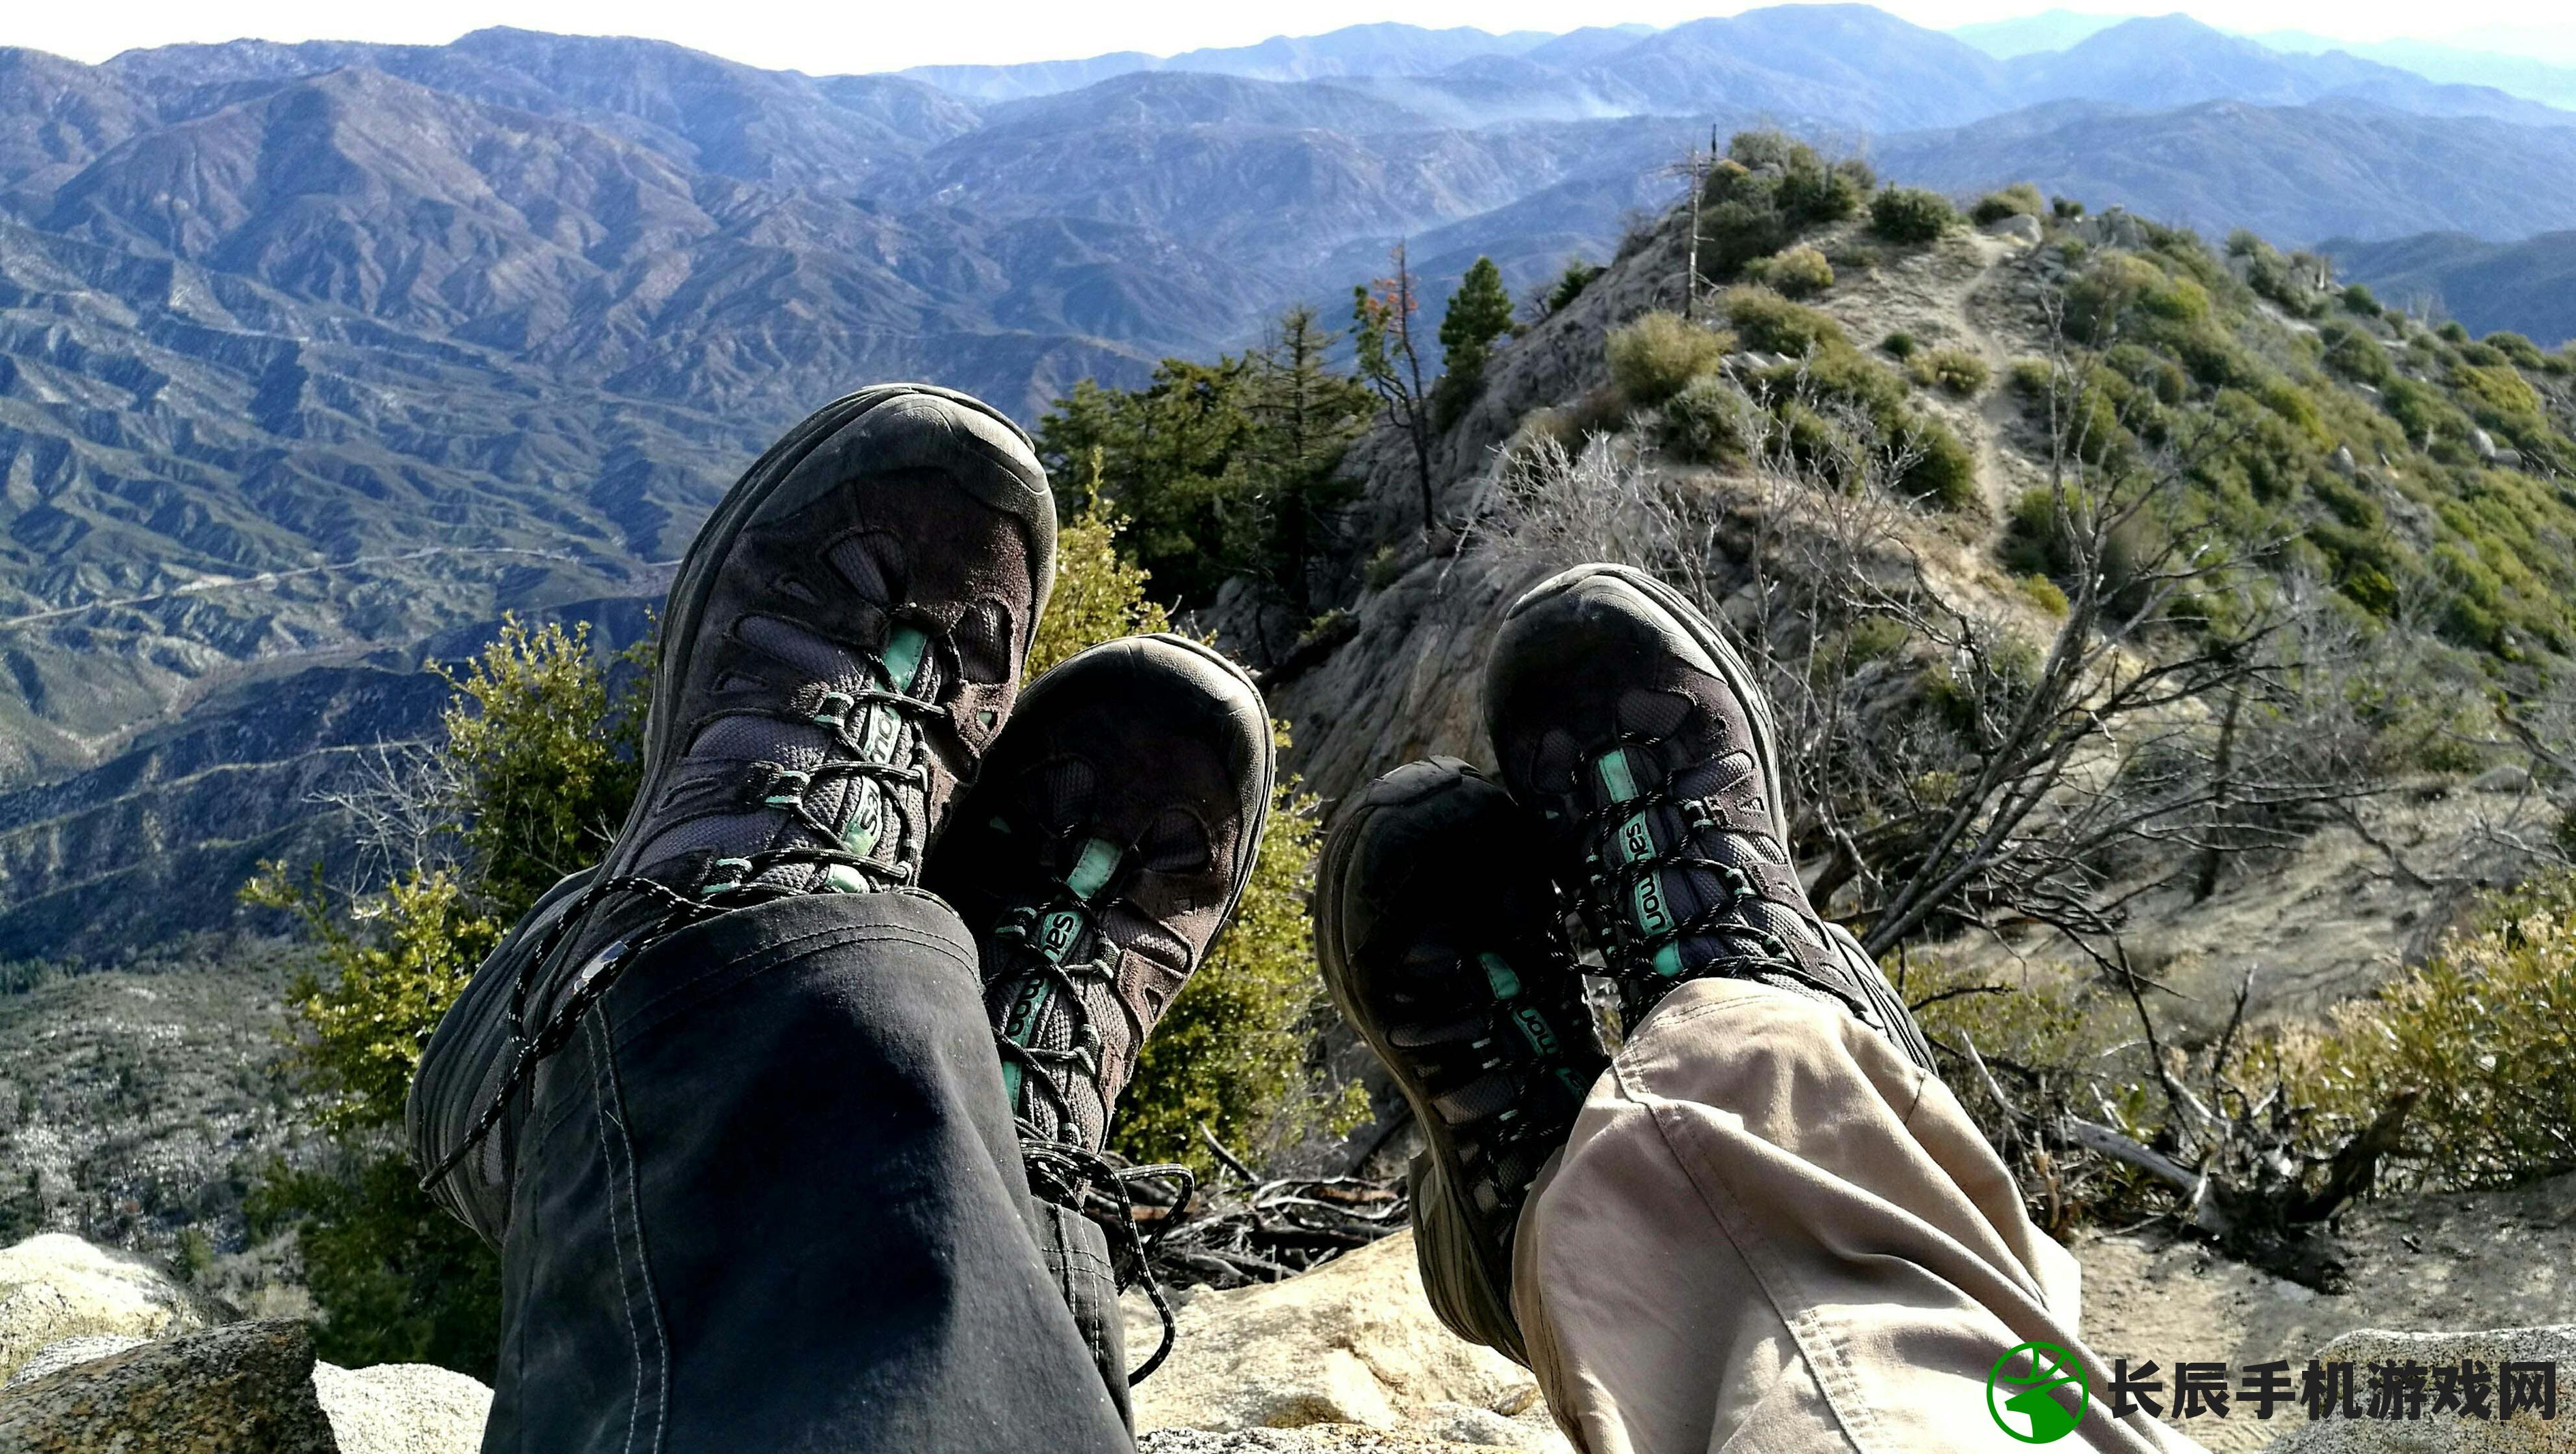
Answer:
[{"left": 6, "top": 1186, "right": 2568, "bottom": 1451}]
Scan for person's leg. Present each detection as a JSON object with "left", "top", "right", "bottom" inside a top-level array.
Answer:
[
  {"left": 484, "top": 888, "right": 1133, "bottom": 1451},
  {"left": 1474, "top": 563, "right": 2196, "bottom": 1453},
  {"left": 408, "top": 384, "right": 1135, "bottom": 1451},
  {"left": 1510, "top": 968, "right": 2197, "bottom": 1454},
  {"left": 1321, "top": 562, "right": 2204, "bottom": 1453}
]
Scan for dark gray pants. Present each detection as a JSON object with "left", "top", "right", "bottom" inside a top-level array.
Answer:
[{"left": 414, "top": 889, "right": 1133, "bottom": 1452}]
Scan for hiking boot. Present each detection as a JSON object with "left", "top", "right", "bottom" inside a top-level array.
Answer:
[
  {"left": 414, "top": 383, "right": 1056, "bottom": 1218},
  {"left": 1317, "top": 757, "right": 1604, "bottom": 1365},
  {"left": 1485, "top": 563, "right": 1933, "bottom": 1068},
  {"left": 926, "top": 633, "right": 1274, "bottom": 1169}
]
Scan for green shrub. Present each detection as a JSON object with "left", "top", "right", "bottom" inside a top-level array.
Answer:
[
  {"left": 2340, "top": 283, "right": 2382, "bottom": 316},
  {"left": 1544, "top": 258, "right": 1603, "bottom": 315},
  {"left": 1869, "top": 187, "right": 1958, "bottom": 244},
  {"left": 1880, "top": 331, "right": 1920, "bottom": 360},
  {"left": 1658, "top": 374, "right": 1762, "bottom": 465},
  {"left": 1969, "top": 183, "right": 2045, "bottom": 225},
  {"left": 1747, "top": 245, "right": 1835, "bottom": 298},
  {"left": 2486, "top": 332, "right": 2547, "bottom": 370},
  {"left": 2051, "top": 196, "right": 2085, "bottom": 219},
  {"left": 1722, "top": 287, "right": 1845, "bottom": 356},
  {"left": 1897, "top": 412, "right": 1978, "bottom": 509},
  {"left": 2292, "top": 875, "right": 2576, "bottom": 1189},
  {"left": 2017, "top": 573, "right": 2070, "bottom": 615},
  {"left": 1908, "top": 347, "right": 1991, "bottom": 397},
  {"left": 2320, "top": 323, "right": 2394, "bottom": 386},
  {"left": 1606, "top": 312, "right": 1732, "bottom": 407},
  {"left": 1696, "top": 134, "right": 1874, "bottom": 280}
]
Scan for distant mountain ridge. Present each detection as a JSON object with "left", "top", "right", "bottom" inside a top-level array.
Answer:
[{"left": 6, "top": 6, "right": 2576, "bottom": 958}]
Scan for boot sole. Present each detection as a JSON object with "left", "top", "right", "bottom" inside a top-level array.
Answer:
[{"left": 1315, "top": 758, "right": 1531, "bottom": 1360}]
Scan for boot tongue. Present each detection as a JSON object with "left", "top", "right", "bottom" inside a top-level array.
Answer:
[
  {"left": 998, "top": 835, "right": 1124, "bottom": 1145},
  {"left": 1593, "top": 745, "right": 1744, "bottom": 980}
]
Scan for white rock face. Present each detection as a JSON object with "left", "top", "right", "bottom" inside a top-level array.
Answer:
[
  {"left": 0, "top": 1233, "right": 219, "bottom": 1383},
  {"left": 5, "top": 1333, "right": 148, "bottom": 1387},
  {"left": 312, "top": 1360, "right": 496, "bottom": 1454},
  {"left": 2259, "top": 1327, "right": 2576, "bottom": 1453},
  {"left": 1129, "top": 1231, "right": 1568, "bottom": 1451}
]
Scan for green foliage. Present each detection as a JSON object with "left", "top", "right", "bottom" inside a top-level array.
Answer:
[
  {"left": 1439, "top": 257, "right": 1516, "bottom": 377},
  {"left": 2340, "top": 282, "right": 2382, "bottom": 316},
  {"left": 1605, "top": 311, "right": 1732, "bottom": 407},
  {"left": 1111, "top": 754, "right": 1359, "bottom": 1169},
  {"left": 442, "top": 620, "right": 646, "bottom": 912},
  {"left": 238, "top": 618, "right": 646, "bottom": 1375},
  {"left": 240, "top": 869, "right": 500, "bottom": 1136},
  {"left": 1696, "top": 131, "right": 1870, "bottom": 280},
  {"left": 1030, "top": 497, "right": 1174, "bottom": 675},
  {"left": 247, "top": 1157, "right": 502, "bottom": 1377},
  {"left": 1869, "top": 186, "right": 1958, "bottom": 244},
  {"left": 2051, "top": 196, "right": 2085, "bottom": 220},
  {"left": 1907, "top": 347, "right": 1991, "bottom": 397},
  {"left": 1969, "top": 183, "right": 2045, "bottom": 226},
  {"left": 1543, "top": 258, "right": 1603, "bottom": 315},
  {"left": 2290, "top": 873, "right": 2576, "bottom": 1189},
  {"left": 1037, "top": 361, "right": 1256, "bottom": 604},
  {"left": 1880, "top": 331, "right": 1919, "bottom": 360},
  {"left": 2319, "top": 322, "right": 2394, "bottom": 386},
  {"left": 1744, "top": 244, "right": 1834, "bottom": 298},
  {"left": 1721, "top": 286, "right": 1845, "bottom": 356},
  {"left": 1657, "top": 375, "right": 1761, "bottom": 465},
  {"left": 1037, "top": 308, "right": 1374, "bottom": 609},
  {"left": 1898, "top": 414, "right": 1979, "bottom": 509}
]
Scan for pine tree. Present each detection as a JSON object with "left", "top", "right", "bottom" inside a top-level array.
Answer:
[
  {"left": 1438, "top": 256, "right": 1515, "bottom": 377},
  {"left": 1243, "top": 305, "right": 1373, "bottom": 614}
]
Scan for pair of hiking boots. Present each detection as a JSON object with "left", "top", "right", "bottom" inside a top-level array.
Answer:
[
  {"left": 421, "top": 386, "right": 1273, "bottom": 1352},
  {"left": 1319, "top": 563, "right": 1936, "bottom": 1364},
  {"left": 433, "top": 381, "right": 1932, "bottom": 1386}
]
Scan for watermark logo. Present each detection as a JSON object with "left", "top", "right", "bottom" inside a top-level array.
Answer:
[{"left": 1987, "top": 1341, "right": 2091, "bottom": 1444}]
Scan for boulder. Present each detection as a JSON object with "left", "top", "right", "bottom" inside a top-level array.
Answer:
[
  {"left": 2259, "top": 1326, "right": 2576, "bottom": 1452},
  {"left": 0, "top": 1317, "right": 336, "bottom": 1452},
  {"left": 1129, "top": 1231, "right": 1566, "bottom": 1450},
  {"left": 0, "top": 1233, "right": 221, "bottom": 1382},
  {"left": 5, "top": 1334, "right": 147, "bottom": 1388},
  {"left": 1983, "top": 213, "right": 2044, "bottom": 245},
  {"left": 312, "top": 1360, "right": 495, "bottom": 1454}
]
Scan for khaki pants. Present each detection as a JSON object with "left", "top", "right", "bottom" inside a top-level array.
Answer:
[{"left": 1513, "top": 978, "right": 2207, "bottom": 1454}]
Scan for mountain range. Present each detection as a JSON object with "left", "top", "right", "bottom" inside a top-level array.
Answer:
[{"left": 3, "top": 5, "right": 2575, "bottom": 959}]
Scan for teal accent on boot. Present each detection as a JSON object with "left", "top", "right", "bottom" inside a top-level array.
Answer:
[
  {"left": 1651, "top": 943, "right": 1685, "bottom": 977},
  {"left": 880, "top": 626, "right": 930, "bottom": 694},
  {"left": 1479, "top": 952, "right": 1522, "bottom": 1000},
  {"left": 1595, "top": 749, "right": 1640, "bottom": 803},
  {"left": 1066, "top": 837, "right": 1121, "bottom": 898}
]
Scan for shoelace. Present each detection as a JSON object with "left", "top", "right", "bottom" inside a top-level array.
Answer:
[
  {"left": 1020, "top": 1130, "right": 1195, "bottom": 1383},
  {"left": 984, "top": 881, "right": 1199, "bottom": 1383},
  {"left": 1571, "top": 760, "right": 1876, "bottom": 1026},
  {"left": 420, "top": 682, "right": 940, "bottom": 1194},
  {"left": 1430, "top": 949, "right": 1591, "bottom": 1216}
]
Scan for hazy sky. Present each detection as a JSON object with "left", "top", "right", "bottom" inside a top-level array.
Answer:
[{"left": 10, "top": 0, "right": 2576, "bottom": 74}]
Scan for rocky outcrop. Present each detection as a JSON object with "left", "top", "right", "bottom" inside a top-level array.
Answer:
[
  {"left": 0, "top": 1318, "right": 338, "bottom": 1452},
  {"left": 2265, "top": 1327, "right": 2576, "bottom": 1453},
  {"left": 0, "top": 1233, "right": 224, "bottom": 1383},
  {"left": 0, "top": 1235, "right": 492, "bottom": 1453},
  {"left": 1129, "top": 1231, "right": 1567, "bottom": 1451},
  {"left": 309, "top": 1361, "right": 493, "bottom": 1454}
]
